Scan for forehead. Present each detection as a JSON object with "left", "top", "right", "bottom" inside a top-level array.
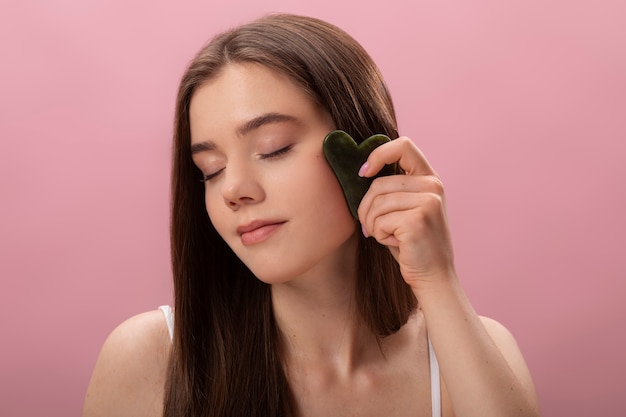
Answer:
[{"left": 188, "top": 63, "right": 323, "bottom": 142}]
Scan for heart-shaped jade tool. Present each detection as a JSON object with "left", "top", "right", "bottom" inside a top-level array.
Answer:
[{"left": 323, "top": 130, "right": 397, "bottom": 219}]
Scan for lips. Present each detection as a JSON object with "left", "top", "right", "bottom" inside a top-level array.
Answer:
[{"left": 237, "top": 220, "right": 286, "bottom": 246}]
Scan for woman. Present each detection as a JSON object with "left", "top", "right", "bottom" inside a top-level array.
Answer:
[{"left": 83, "top": 13, "right": 540, "bottom": 417}]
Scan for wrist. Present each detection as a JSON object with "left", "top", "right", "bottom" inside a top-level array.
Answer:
[{"left": 409, "top": 269, "right": 463, "bottom": 303}]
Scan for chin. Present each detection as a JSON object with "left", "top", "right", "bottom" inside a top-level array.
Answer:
[
  {"left": 247, "top": 266, "right": 298, "bottom": 286},
  {"left": 244, "top": 259, "right": 316, "bottom": 286}
]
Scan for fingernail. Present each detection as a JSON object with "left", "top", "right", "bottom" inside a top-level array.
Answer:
[
  {"left": 358, "top": 162, "right": 369, "bottom": 177},
  {"left": 361, "top": 224, "right": 369, "bottom": 238}
]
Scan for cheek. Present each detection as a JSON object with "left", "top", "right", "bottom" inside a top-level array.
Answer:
[
  {"left": 304, "top": 158, "right": 354, "bottom": 222},
  {"left": 319, "top": 159, "right": 350, "bottom": 207}
]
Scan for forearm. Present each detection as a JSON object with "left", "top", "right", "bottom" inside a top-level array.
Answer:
[{"left": 415, "top": 273, "right": 540, "bottom": 417}]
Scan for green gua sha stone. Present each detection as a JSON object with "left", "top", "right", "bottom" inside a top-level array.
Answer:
[{"left": 323, "top": 130, "right": 397, "bottom": 219}]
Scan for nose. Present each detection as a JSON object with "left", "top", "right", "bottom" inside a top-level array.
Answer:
[{"left": 220, "top": 163, "right": 265, "bottom": 210}]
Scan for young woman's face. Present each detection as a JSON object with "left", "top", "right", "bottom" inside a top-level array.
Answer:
[{"left": 189, "top": 63, "right": 358, "bottom": 284}]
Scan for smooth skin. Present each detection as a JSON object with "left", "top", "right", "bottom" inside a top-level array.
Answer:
[{"left": 83, "top": 63, "right": 540, "bottom": 417}]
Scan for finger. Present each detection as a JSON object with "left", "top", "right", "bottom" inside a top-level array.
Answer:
[
  {"left": 358, "top": 175, "right": 445, "bottom": 223},
  {"left": 360, "top": 194, "right": 435, "bottom": 247},
  {"left": 359, "top": 136, "right": 437, "bottom": 178},
  {"left": 367, "top": 174, "right": 444, "bottom": 199},
  {"left": 367, "top": 192, "right": 442, "bottom": 224},
  {"left": 361, "top": 191, "right": 443, "bottom": 236},
  {"left": 368, "top": 209, "right": 403, "bottom": 247}
]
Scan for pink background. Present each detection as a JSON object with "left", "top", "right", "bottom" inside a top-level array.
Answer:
[{"left": 1, "top": 0, "right": 624, "bottom": 415}]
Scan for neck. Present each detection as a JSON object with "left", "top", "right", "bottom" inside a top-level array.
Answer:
[{"left": 271, "top": 263, "right": 381, "bottom": 378}]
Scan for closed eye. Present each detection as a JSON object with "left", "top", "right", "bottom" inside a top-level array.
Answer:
[
  {"left": 200, "top": 145, "right": 293, "bottom": 182},
  {"left": 201, "top": 168, "right": 224, "bottom": 182},
  {"left": 259, "top": 145, "right": 293, "bottom": 160}
]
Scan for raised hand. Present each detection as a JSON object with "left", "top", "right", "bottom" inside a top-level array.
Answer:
[{"left": 357, "top": 136, "right": 456, "bottom": 291}]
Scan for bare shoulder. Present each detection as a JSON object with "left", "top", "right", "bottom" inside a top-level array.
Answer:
[
  {"left": 479, "top": 315, "right": 530, "bottom": 365},
  {"left": 83, "top": 309, "right": 172, "bottom": 417},
  {"left": 479, "top": 316, "right": 539, "bottom": 404}
]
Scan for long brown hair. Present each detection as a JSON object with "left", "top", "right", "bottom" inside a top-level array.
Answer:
[{"left": 165, "top": 13, "right": 416, "bottom": 417}]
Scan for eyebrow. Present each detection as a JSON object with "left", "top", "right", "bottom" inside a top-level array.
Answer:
[{"left": 190, "top": 112, "right": 300, "bottom": 155}]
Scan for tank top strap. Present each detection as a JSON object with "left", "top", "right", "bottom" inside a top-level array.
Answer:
[
  {"left": 428, "top": 336, "right": 442, "bottom": 417},
  {"left": 158, "top": 305, "right": 174, "bottom": 342}
]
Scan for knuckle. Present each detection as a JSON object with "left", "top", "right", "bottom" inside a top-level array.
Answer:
[
  {"left": 423, "top": 193, "right": 443, "bottom": 210},
  {"left": 398, "top": 136, "right": 414, "bottom": 150},
  {"left": 428, "top": 175, "right": 445, "bottom": 195}
]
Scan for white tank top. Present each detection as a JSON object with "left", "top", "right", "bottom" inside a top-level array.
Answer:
[{"left": 159, "top": 305, "right": 441, "bottom": 417}]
